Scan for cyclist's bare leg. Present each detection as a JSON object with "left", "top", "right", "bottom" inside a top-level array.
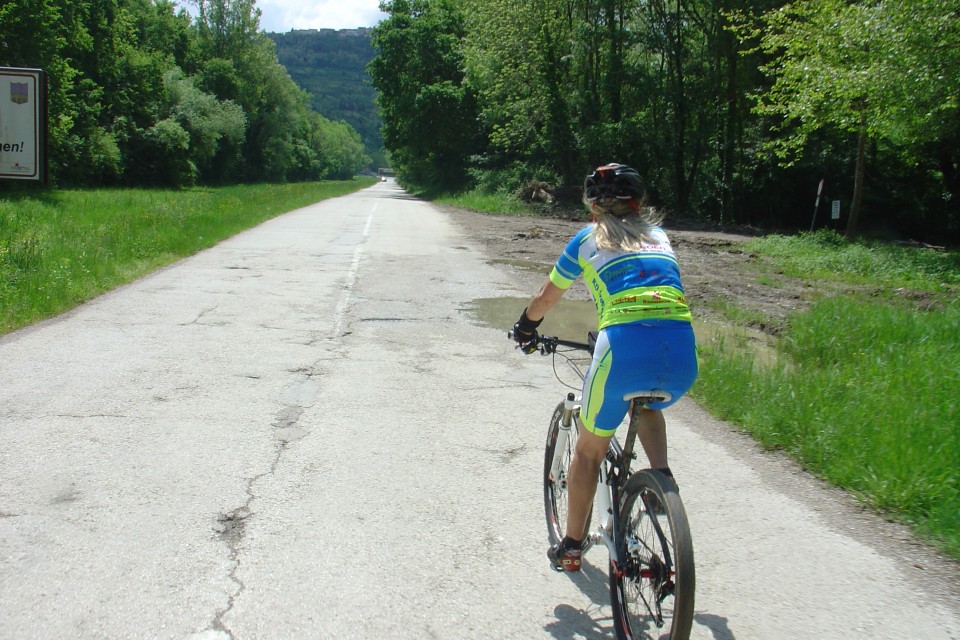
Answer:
[
  {"left": 565, "top": 420, "right": 613, "bottom": 541},
  {"left": 636, "top": 407, "right": 668, "bottom": 469}
]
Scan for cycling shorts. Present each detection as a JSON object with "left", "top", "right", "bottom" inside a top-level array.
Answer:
[{"left": 580, "top": 320, "right": 698, "bottom": 437}]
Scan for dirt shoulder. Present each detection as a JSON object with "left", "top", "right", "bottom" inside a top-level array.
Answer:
[{"left": 441, "top": 204, "right": 811, "bottom": 333}]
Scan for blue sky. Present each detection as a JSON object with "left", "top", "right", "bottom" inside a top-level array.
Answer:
[
  {"left": 177, "top": 1, "right": 388, "bottom": 33},
  {"left": 256, "top": 0, "right": 388, "bottom": 32}
]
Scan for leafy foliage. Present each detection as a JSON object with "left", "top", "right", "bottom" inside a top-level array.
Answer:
[
  {"left": 0, "top": 0, "right": 370, "bottom": 187},
  {"left": 733, "top": 0, "right": 960, "bottom": 237},
  {"left": 269, "top": 28, "right": 385, "bottom": 169},
  {"left": 369, "top": 0, "right": 480, "bottom": 192},
  {"left": 371, "top": 0, "right": 959, "bottom": 243}
]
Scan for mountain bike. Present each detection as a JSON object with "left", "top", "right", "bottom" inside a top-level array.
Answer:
[{"left": 515, "top": 332, "right": 695, "bottom": 640}]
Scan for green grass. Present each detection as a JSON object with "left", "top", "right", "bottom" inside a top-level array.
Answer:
[
  {"left": 0, "top": 179, "right": 375, "bottom": 334},
  {"left": 434, "top": 189, "right": 533, "bottom": 216},
  {"left": 747, "top": 229, "right": 960, "bottom": 291},
  {"left": 702, "top": 297, "right": 775, "bottom": 329},
  {"left": 691, "top": 230, "right": 960, "bottom": 558}
]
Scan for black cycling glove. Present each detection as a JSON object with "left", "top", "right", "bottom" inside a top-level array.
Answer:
[{"left": 513, "top": 308, "right": 543, "bottom": 354}]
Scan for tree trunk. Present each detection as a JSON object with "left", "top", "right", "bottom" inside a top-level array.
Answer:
[
  {"left": 721, "top": 8, "right": 738, "bottom": 225},
  {"left": 845, "top": 123, "right": 867, "bottom": 240}
]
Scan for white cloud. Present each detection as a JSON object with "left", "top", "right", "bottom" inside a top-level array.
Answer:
[{"left": 256, "top": 0, "right": 388, "bottom": 32}]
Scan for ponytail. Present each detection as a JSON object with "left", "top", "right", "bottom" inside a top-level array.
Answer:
[{"left": 585, "top": 198, "right": 665, "bottom": 252}]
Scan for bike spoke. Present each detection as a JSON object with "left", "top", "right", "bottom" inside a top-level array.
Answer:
[{"left": 612, "top": 470, "right": 694, "bottom": 640}]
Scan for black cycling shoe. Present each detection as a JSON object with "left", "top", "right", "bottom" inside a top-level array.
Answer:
[{"left": 548, "top": 538, "right": 583, "bottom": 572}]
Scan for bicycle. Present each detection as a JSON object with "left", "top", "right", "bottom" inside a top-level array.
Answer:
[{"left": 514, "top": 331, "right": 696, "bottom": 640}]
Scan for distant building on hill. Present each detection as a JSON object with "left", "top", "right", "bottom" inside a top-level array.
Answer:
[
  {"left": 287, "top": 28, "right": 371, "bottom": 38},
  {"left": 338, "top": 28, "right": 372, "bottom": 37}
]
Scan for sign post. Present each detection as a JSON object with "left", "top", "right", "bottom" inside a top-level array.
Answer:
[
  {"left": 0, "top": 67, "right": 48, "bottom": 185},
  {"left": 810, "top": 178, "right": 825, "bottom": 232}
]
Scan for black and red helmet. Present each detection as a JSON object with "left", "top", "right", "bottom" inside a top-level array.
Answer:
[{"left": 583, "top": 163, "right": 644, "bottom": 204}]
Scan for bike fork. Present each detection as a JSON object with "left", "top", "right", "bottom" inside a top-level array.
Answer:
[{"left": 549, "top": 393, "right": 579, "bottom": 484}]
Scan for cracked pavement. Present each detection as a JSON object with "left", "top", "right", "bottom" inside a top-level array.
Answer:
[{"left": 1, "top": 182, "right": 958, "bottom": 639}]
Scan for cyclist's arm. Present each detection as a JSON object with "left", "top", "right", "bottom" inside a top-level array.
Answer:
[{"left": 525, "top": 279, "right": 566, "bottom": 322}]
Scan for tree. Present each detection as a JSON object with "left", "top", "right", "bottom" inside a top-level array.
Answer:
[
  {"left": 740, "top": 0, "right": 960, "bottom": 238},
  {"left": 369, "top": 0, "right": 480, "bottom": 192},
  {"left": 163, "top": 69, "right": 246, "bottom": 181}
]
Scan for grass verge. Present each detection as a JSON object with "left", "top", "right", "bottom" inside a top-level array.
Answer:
[
  {"left": 0, "top": 179, "right": 375, "bottom": 335},
  {"left": 434, "top": 189, "right": 537, "bottom": 216},
  {"left": 690, "top": 230, "right": 960, "bottom": 558}
]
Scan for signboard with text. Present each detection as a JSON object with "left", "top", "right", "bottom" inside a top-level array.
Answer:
[{"left": 0, "top": 67, "right": 47, "bottom": 184}]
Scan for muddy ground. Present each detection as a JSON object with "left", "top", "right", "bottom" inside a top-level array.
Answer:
[{"left": 442, "top": 204, "right": 811, "bottom": 334}]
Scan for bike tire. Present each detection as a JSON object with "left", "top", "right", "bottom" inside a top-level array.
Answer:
[
  {"left": 543, "top": 402, "right": 591, "bottom": 545},
  {"left": 610, "top": 469, "right": 695, "bottom": 640}
]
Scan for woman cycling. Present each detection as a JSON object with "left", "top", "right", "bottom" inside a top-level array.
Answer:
[{"left": 512, "top": 163, "right": 698, "bottom": 572}]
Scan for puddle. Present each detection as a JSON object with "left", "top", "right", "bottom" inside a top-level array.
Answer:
[
  {"left": 488, "top": 258, "right": 553, "bottom": 275},
  {"left": 468, "top": 296, "right": 598, "bottom": 341},
  {"left": 466, "top": 296, "right": 784, "bottom": 368}
]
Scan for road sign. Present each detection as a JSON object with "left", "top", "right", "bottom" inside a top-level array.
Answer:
[{"left": 0, "top": 67, "right": 48, "bottom": 184}]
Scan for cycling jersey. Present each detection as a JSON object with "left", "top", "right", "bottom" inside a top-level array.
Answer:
[
  {"left": 549, "top": 225, "right": 691, "bottom": 330},
  {"left": 548, "top": 224, "right": 697, "bottom": 435}
]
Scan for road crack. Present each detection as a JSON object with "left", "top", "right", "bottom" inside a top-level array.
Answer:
[
  {"left": 207, "top": 369, "right": 323, "bottom": 637},
  {"left": 180, "top": 305, "right": 220, "bottom": 326}
]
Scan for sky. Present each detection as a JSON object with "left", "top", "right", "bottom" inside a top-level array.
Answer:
[{"left": 255, "top": 0, "right": 388, "bottom": 33}]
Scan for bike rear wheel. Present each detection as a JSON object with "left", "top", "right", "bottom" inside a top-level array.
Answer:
[{"left": 611, "top": 470, "right": 695, "bottom": 640}]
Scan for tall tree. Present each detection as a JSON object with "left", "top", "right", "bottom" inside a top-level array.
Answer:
[
  {"left": 462, "top": 0, "right": 579, "bottom": 185},
  {"left": 369, "top": 0, "right": 479, "bottom": 191},
  {"left": 741, "top": 0, "right": 960, "bottom": 238}
]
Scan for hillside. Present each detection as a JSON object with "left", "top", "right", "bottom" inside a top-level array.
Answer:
[{"left": 269, "top": 28, "right": 385, "bottom": 168}]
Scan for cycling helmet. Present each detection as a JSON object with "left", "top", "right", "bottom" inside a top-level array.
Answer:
[{"left": 583, "top": 163, "right": 644, "bottom": 204}]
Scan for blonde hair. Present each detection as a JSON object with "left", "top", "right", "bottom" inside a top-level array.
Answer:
[{"left": 584, "top": 197, "right": 665, "bottom": 252}]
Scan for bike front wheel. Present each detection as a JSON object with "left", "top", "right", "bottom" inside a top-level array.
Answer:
[
  {"left": 543, "top": 402, "right": 590, "bottom": 545},
  {"left": 611, "top": 469, "right": 695, "bottom": 640}
]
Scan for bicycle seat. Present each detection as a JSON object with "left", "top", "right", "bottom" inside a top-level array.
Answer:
[{"left": 623, "top": 389, "right": 672, "bottom": 403}]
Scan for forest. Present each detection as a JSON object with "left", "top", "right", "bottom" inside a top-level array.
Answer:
[
  {"left": 370, "top": 0, "right": 960, "bottom": 242},
  {"left": 270, "top": 28, "right": 384, "bottom": 169},
  {"left": 0, "top": 0, "right": 369, "bottom": 188}
]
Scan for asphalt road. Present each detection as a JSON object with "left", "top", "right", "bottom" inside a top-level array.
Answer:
[{"left": 1, "top": 182, "right": 958, "bottom": 639}]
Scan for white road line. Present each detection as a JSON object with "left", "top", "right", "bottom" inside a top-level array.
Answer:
[{"left": 332, "top": 213, "right": 374, "bottom": 337}]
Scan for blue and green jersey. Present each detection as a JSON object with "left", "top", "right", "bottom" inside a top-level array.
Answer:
[{"left": 549, "top": 224, "right": 691, "bottom": 329}]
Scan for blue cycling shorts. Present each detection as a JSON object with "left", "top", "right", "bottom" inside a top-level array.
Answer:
[{"left": 580, "top": 320, "right": 699, "bottom": 437}]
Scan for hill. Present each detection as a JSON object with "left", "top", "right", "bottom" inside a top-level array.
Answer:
[{"left": 269, "top": 28, "right": 385, "bottom": 168}]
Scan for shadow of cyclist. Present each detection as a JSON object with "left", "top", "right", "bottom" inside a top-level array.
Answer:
[
  {"left": 695, "top": 612, "right": 736, "bottom": 639},
  {"left": 543, "top": 559, "right": 611, "bottom": 639},
  {"left": 546, "top": 559, "right": 737, "bottom": 640},
  {"left": 544, "top": 602, "right": 613, "bottom": 640}
]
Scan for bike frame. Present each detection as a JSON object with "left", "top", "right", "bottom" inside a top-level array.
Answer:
[
  {"left": 553, "top": 389, "right": 641, "bottom": 571},
  {"left": 531, "top": 331, "right": 693, "bottom": 638}
]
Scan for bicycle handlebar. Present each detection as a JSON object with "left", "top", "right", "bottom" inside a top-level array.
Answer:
[{"left": 507, "top": 331, "right": 593, "bottom": 355}]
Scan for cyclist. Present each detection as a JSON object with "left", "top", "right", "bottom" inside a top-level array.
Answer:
[{"left": 513, "top": 163, "right": 698, "bottom": 572}]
